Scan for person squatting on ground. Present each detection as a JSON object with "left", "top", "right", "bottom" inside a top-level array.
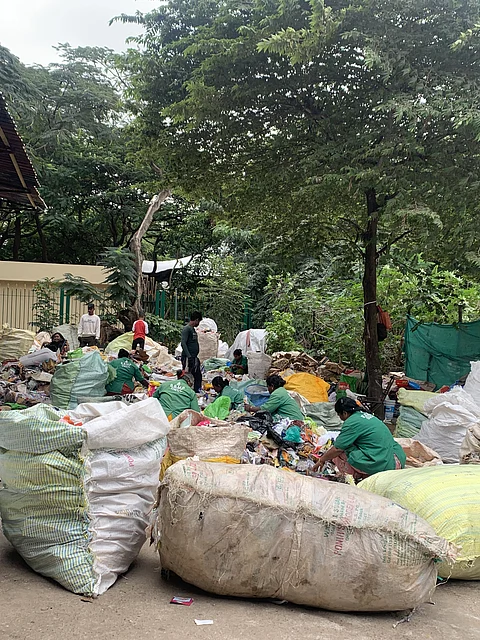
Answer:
[
  {"left": 106, "top": 349, "right": 148, "bottom": 396},
  {"left": 245, "top": 374, "right": 304, "bottom": 421},
  {"left": 181, "top": 311, "right": 202, "bottom": 393},
  {"left": 311, "top": 397, "right": 406, "bottom": 482},
  {"left": 229, "top": 349, "right": 248, "bottom": 375},
  {"left": 153, "top": 371, "right": 200, "bottom": 419},
  {"left": 211, "top": 376, "right": 244, "bottom": 410}
]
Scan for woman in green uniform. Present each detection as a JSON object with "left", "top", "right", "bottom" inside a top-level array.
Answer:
[
  {"left": 245, "top": 374, "right": 304, "bottom": 421},
  {"left": 312, "top": 397, "right": 406, "bottom": 481},
  {"left": 153, "top": 372, "right": 200, "bottom": 420},
  {"left": 211, "top": 377, "right": 244, "bottom": 410},
  {"left": 106, "top": 349, "right": 148, "bottom": 395}
]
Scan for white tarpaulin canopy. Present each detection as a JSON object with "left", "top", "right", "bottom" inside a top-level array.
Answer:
[{"left": 142, "top": 256, "right": 192, "bottom": 282}]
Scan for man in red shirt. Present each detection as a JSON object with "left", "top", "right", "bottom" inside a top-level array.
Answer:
[{"left": 132, "top": 312, "right": 149, "bottom": 351}]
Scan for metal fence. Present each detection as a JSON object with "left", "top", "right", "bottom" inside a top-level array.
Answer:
[
  {"left": 0, "top": 284, "right": 254, "bottom": 333},
  {"left": 0, "top": 286, "right": 106, "bottom": 331}
]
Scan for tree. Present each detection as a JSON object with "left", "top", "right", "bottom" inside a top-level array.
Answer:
[
  {"left": 0, "top": 44, "right": 158, "bottom": 264},
  {"left": 124, "top": 0, "right": 480, "bottom": 410}
]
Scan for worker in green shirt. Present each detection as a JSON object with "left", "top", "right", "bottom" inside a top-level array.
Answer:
[
  {"left": 212, "top": 376, "right": 244, "bottom": 410},
  {"left": 230, "top": 349, "right": 248, "bottom": 375},
  {"left": 153, "top": 372, "right": 200, "bottom": 420},
  {"left": 181, "top": 311, "right": 202, "bottom": 393},
  {"left": 245, "top": 374, "right": 304, "bottom": 421},
  {"left": 311, "top": 397, "right": 406, "bottom": 482},
  {"left": 106, "top": 349, "right": 148, "bottom": 395}
]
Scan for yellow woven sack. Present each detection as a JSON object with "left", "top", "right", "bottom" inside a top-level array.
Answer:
[
  {"left": 361, "top": 465, "right": 480, "bottom": 579},
  {"left": 160, "top": 449, "right": 239, "bottom": 480},
  {"left": 284, "top": 372, "right": 329, "bottom": 403}
]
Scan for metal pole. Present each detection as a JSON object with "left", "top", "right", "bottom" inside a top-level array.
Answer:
[
  {"left": 161, "top": 290, "right": 166, "bottom": 319},
  {"left": 59, "top": 288, "right": 64, "bottom": 325},
  {"left": 174, "top": 288, "right": 178, "bottom": 321},
  {"left": 155, "top": 290, "right": 160, "bottom": 316},
  {"left": 65, "top": 295, "right": 71, "bottom": 324}
]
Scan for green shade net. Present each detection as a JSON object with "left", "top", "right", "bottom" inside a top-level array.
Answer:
[{"left": 404, "top": 315, "right": 480, "bottom": 389}]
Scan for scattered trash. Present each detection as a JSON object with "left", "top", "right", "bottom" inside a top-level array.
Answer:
[
  {"left": 171, "top": 596, "right": 194, "bottom": 606},
  {"left": 194, "top": 620, "right": 213, "bottom": 625}
]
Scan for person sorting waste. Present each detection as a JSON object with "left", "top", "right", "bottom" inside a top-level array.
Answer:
[
  {"left": 311, "top": 397, "right": 406, "bottom": 481},
  {"left": 153, "top": 372, "right": 200, "bottom": 419},
  {"left": 78, "top": 302, "right": 101, "bottom": 347},
  {"left": 132, "top": 312, "right": 149, "bottom": 351},
  {"left": 181, "top": 311, "right": 202, "bottom": 393},
  {"left": 245, "top": 374, "right": 304, "bottom": 421},
  {"left": 45, "top": 331, "right": 69, "bottom": 357},
  {"left": 106, "top": 349, "right": 148, "bottom": 395},
  {"left": 212, "top": 376, "right": 244, "bottom": 410},
  {"left": 229, "top": 349, "right": 248, "bottom": 375}
]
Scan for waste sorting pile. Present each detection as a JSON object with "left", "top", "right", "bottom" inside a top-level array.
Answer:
[
  {"left": 1, "top": 320, "right": 479, "bottom": 611},
  {"left": 0, "top": 397, "right": 170, "bottom": 595},
  {"left": 157, "top": 459, "right": 455, "bottom": 612}
]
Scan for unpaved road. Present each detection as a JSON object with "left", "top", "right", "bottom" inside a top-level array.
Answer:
[{"left": 1, "top": 532, "right": 479, "bottom": 640}]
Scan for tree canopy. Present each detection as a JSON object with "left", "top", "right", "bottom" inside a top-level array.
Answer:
[{"left": 3, "top": 1, "right": 480, "bottom": 387}]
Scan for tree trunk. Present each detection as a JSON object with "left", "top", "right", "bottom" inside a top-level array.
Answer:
[
  {"left": 129, "top": 190, "right": 171, "bottom": 315},
  {"left": 363, "top": 189, "right": 383, "bottom": 417},
  {"left": 13, "top": 216, "right": 21, "bottom": 260},
  {"left": 34, "top": 210, "right": 48, "bottom": 262}
]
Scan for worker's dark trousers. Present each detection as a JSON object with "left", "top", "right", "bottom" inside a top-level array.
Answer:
[{"left": 181, "top": 355, "right": 202, "bottom": 393}]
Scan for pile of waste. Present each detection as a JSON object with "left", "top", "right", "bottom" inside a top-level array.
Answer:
[{"left": 268, "top": 351, "right": 324, "bottom": 376}]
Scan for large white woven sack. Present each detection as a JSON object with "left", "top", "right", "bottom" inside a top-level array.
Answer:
[
  {"left": 0, "top": 398, "right": 170, "bottom": 595},
  {"left": 158, "top": 460, "right": 454, "bottom": 612}
]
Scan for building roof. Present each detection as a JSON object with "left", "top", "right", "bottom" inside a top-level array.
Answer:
[{"left": 0, "top": 92, "right": 45, "bottom": 210}]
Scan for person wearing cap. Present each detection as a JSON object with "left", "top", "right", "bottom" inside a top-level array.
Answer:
[
  {"left": 153, "top": 371, "right": 200, "bottom": 419},
  {"left": 78, "top": 303, "right": 101, "bottom": 347},
  {"left": 311, "top": 397, "right": 406, "bottom": 481}
]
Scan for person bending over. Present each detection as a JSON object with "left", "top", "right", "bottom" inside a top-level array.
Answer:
[
  {"left": 153, "top": 372, "right": 200, "bottom": 420},
  {"left": 245, "top": 374, "right": 304, "bottom": 421},
  {"left": 311, "top": 397, "right": 406, "bottom": 482},
  {"left": 211, "top": 376, "right": 244, "bottom": 410},
  {"left": 106, "top": 349, "right": 148, "bottom": 395}
]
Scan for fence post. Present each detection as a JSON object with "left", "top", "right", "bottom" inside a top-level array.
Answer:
[
  {"left": 65, "top": 295, "right": 71, "bottom": 324},
  {"left": 155, "top": 290, "right": 160, "bottom": 316},
  {"left": 160, "top": 290, "right": 166, "bottom": 319},
  {"left": 59, "top": 288, "right": 65, "bottom": 325}
]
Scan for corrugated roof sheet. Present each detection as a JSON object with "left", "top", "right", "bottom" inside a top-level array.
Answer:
[{"left": 0, "top": 92, "right": 46, "bottom": 210}]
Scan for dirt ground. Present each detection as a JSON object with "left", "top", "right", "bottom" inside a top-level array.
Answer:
[{"left": 0, "top": 532, "right": 479, "bottom": 640}]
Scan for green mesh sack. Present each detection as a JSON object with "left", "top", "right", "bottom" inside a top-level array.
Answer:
[{"left": 50, "top": 351, "right": 108, "bottom": 409}]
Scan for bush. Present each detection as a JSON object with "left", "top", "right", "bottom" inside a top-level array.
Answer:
[{"left": 145, "top": 314, "right": 183, "bottom": 353}]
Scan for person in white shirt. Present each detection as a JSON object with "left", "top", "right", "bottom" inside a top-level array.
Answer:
[{"left": 78, "top": 303, "right": 101, "bottom": 346}]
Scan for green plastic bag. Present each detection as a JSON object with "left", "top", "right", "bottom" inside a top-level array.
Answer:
[{"left": 203, "top": 396, "right": 231, "bottom": 420}]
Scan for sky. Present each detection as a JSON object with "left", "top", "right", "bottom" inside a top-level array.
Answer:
[{"left": 1, "top": 0, "right": 156, "bottom": 66}]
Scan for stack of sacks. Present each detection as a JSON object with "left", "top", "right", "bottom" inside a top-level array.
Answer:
[{"left": 0, "top": 398, "right": 170, "bottom": 595}]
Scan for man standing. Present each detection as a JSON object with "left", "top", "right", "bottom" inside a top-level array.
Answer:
[
  {"left": 181, "top": 311, "right": 202, "bottom": 393},
  {"left": 132, "top": 312, "right": 149, "bottom": 351},
  {"left": 78, "top": 303, "right": 101, "bottom": 347}
]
